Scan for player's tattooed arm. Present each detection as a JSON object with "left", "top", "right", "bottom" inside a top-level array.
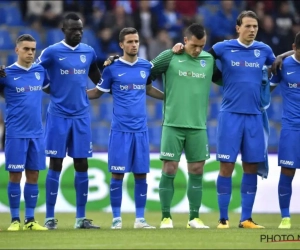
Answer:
[{"left": 88, "top": 62, "right": 101, "bottom": 85}]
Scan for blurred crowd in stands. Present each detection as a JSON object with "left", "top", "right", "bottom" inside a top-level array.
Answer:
[{"left": 0, "top": 0, "right": 299, "bottom": 152}]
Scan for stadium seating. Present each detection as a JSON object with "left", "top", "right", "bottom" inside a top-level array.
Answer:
[
  {"left": 207, "top": 121, "right": 218, "bottom": 149},
  {"left": 148, "top": 124, "right": 162, "bottom": 149},
  {"left": 99, "top": 101, "right": 113, "bottom": 122},
  {"left": 268, "top": 124, "right": 279, "bottom": 151},
  {"left": 6, "top": 52, "right": 18, "bottom": 66},
  {"left": 267, "top": 98, "right": 282, "bottom": 123},
  {"left": 92, "top": 125, "right": 110, "bottom": 149},
  {"left": 0, "top": 30, "right": 15, "bottom": 50},
  {"left": 208, "top": 99, "right": 220, "bottom": 120},
  {"left": 0, "top": 5, "right": 23, "bottom": 26},
  {"left": 45, "top": 29, "right": 64, "bottom": 46}
]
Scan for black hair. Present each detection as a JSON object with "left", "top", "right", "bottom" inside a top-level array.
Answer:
[
  {"left": 236, "top": 10, "right": 259, "bottom": 26},
  {"left": 119, "top": 27, "right": 138, "bottom": 42},
  {"left": 16, "top": 34, "right": 36, "bottom": 45},
  {"left": 294, "top": 32, "right": 300, "bottom": 49},
  {"left": 63, "top": 13, "right": 81, "bottom": 28},
  {"left": 184, "top": 23, "right": 206, "bottom": 40}
]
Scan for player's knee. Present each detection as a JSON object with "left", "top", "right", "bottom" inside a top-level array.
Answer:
[
  {"left": 112, "top": 173, "right": 124, "bottom": 180},
  {"left": 242, "top": 162, "right": 258, "bottom": 174},
  {"left": 73, "top": 158, "right": 88, "bottom": 172},
  {"left": 134, "top": 173, "right": 146, "bottom": 179},
  {"left": 9, "top": 172, "right": 22, "bottom": 183},
  {"left": 281, "top": 167, "right": 296, "bottom": 177},
  {"left": 188, "top": 161, "right": 205, "bottom": 175},
  {"left": 25, "top": 170, "right": 39, "bottom": 184},
  {"left": 162, "top": 160, "right": 178, "bottom": 175},
  {"left": 219, "top": 162, "right": 235, "bottom": 177},
  {"left": 49, "top": 158, "right": 63, "bottom": 172}
]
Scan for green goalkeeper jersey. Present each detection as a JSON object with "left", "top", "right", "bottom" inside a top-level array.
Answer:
[{"left": 151, "top": 49, "right": 214, "bottom": 129}]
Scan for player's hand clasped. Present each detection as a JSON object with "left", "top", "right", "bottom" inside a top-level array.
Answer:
[
  {"left": 172, "top": 43, "right": 185, "bottom": 54},
  {"left": 103, "top": 55, "right": 120, "bottom": 67}
]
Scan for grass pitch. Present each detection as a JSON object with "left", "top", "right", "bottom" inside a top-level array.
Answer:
[{"left": 0, "top": 212, "right": 299, "bottom": 249}]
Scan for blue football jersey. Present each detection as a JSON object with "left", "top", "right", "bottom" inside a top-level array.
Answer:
[
  {"left": 270, "top": 55, "right": 300, "bottom": 130},
  {"left": 0, "top": 63, "right": 49, "bottom": 138},
  {"left": 97, "top": 58, "right": 152, "bottom": 132},
  {"left": 36, "top": 40, "right": 97, "bottom": 118},
  {"left": 213, "top": 39, "right": 275, "bottom": 114}
]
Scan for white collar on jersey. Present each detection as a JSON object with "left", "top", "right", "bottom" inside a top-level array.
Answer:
[
  {"left": 61, "top": 40, "right": 79, "bottom": 50},
  {"left": 292, "top": 55, "right": 300, "bottom": 64},
  {"left": 119, "top": 57, "right": 138, "bottom": 66},
  {"left": 14, "top": 62, "right": 32, "bottom": 71},
  {"left": 237, "top": 38, "right": 254, "bottom": 48}
]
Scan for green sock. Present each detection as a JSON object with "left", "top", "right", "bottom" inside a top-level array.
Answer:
[
  {"left": 187, "top": 172, "right": 203, "bottom": 221},
  {"left": 159, "top": 172, "right": 175, "bottom": 220}
]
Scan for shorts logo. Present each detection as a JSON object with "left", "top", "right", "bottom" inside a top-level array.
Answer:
[
  {"left": 254, "top": 49, "right": 260, "bottom": 57},
  {"left": 111, "top": 166, "right": 125, "bottom": 171},
  {"left": 140, "top": 71, "right": 146, "bottom": 79},
  {"left": 80, "top": 55, "right": 86, "bottom": 63},
  {"left": 280, "top": 160, "right": 294, "bottom": 166},
  {"left": 45, "top": 150, "right": 57, "bottom": 155},
  {"left": 35, "top": 72, "right": 40, "bottom": 80},
  {"left": 8, "top": 164, "right": 24, "bottom": 170},
  {"left": 161, "top": 152, "right": 175, "bottom": 157},
  {"left": 218, "top": 154, "right": 230, "bottom": 159},
  {"left": 200, "top": 60, "right": 206, "bottom": 67}
]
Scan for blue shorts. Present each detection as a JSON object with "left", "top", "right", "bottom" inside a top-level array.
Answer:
[
  {"left": 278, "top": 129, "right": 300, "bottom": 169},
  {"left": 5, "top": 138, "right": 46, "bottom": 172},
  {"left": 44, "top": 113, "right": 92, "bottom": 158},
  {"left": 217, "top": 112, "right": 266, "bottom": 163},
  {"left": 108, "top": 130, "right": 150, "bottom": 174}
]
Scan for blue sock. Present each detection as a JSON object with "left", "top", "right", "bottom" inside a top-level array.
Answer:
[
  {"left": 278, "top": 173, "right": 293, "bottom": 218},
  {"left": 241, "top": 173, "right": 257, "bottom": 221},
  {"left": 8, "top": 182, "right": 21, "bottom": 222},
  {"left": 110, "top": 178, "right": 123, "bottom": 218},
  {"left": 217, "top": 175, "right": 232, "bottom": 220},
  {"left": 46, "top": 169, "right": 60, "bottom": 219},
  {"left": 135, "top": 178, "right": 147, "bottom": 219},
  {"left": 74, "top": 171, "right": 88, "bottom": 219},
  {"left": 24, "top": 183, "right": 38, "bottom": 221}
]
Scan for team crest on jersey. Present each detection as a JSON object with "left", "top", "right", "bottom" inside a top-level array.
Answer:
[
  {"left": 200, "top": 60, "right": 206, "bottom": 67},
  {"left": 140, "top": 71, "right": 146, "bottom": 78},
  {"left": 35, "top": 72, "right": 40, "bottom": 80},
  {"left": 80, "top": 55, "right": 86, "bottom": 63},
  {"left": 254, "top": 49, "right": 260, "bottom": 57}
]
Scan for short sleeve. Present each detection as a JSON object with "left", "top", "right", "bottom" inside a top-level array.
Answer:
[
  {"left": 96, "top": 67, "right": 112, "bottom": 92},
  {"left": 36, "top": 47, "right": 52, "bottom": 68},
  {"left": 269, "top": 72, "right": 281, "bottom": 86},
  {"left": 265, "top": 45, "right": 276, "bottom": 66},
  {"left": 212, "top": 41, "right": 225, "bottom": 58}
]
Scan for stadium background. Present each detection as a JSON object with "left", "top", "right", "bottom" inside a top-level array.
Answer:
[{"left": 0, "top": 0, "right": 300, "bottom": 215}]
